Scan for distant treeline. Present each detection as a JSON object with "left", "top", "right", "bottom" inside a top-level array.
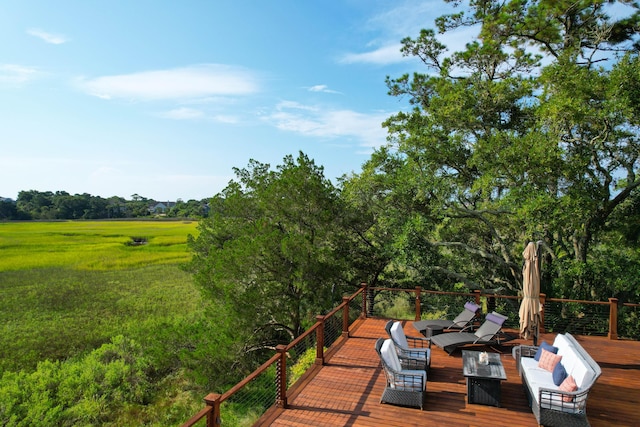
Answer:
[{"left": 0, "top": 190, "right": 209, "bottom": 220}]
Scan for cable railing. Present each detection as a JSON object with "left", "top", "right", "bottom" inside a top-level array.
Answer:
[
  {"left": 182, "top": 284, "right": 638, "bottom": 427},
  {"left": 181, "top": 289, "right": 367, "bottom": 427}
]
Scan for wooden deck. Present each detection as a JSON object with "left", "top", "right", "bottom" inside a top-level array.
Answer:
[{"left": 258, "top": 317, "right": 640, "bottom": 426}]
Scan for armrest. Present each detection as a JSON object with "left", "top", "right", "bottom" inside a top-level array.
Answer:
[
  {"left": 406, "top": 335, "right": 430, "bottom": 349},
  {"left": 538, "top": 385, "right": 589, "bottom": 410},
  {"left": 459, "top": 324, "right": 475, "bottom": 333},
  {"left": 388, "top": 369, "right": 426, "bottom": 392},
  {"left": 472, "top": 333, "right": 499, "bottom": 343},
  {"left": 398, "top": 347, "right": 429, "bottom": 359},
  {"left": 513, "top": 344, "right": 537, "bottom": 374},
  {"left": 398, "top": 354, "right": 428, "bottom": 371},
  {"left": 519, "top": 345, "right": 539, "bottom": 358}
]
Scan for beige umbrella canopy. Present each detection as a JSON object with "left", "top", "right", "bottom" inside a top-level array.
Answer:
[{"left": 519, "top": 241, "right": 542, "bottom": 343}]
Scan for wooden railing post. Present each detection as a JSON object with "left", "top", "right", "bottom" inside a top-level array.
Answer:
[
  {"left": 342, "top": 296, "right": 350, "bottom": 338},
  {"left": 473, "top": 290, "right": 481, "bottom": 307},
  {"left": 415, "top": 286, "right": 422, "bottom": 321},
  {"left": 539, "top": 293, "right": 546, "bottom": 333},
  {"left": 315, "top": 315, "right": 325, "bottom": 365},
  {"left": 609, "top": 298, "right": 619, "bottom": 340},
  {"left": 204, "top": 393, "right": 221, "bottom": 427},
  {"left": 363, "top": 282, "right": 374, "bottom": 317},
  {"left": 275, "top": 345, "right": 288, "bottom": 408}
]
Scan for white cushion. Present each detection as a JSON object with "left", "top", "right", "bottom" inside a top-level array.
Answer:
[
  {"left": 381, "top": 339, "right": 403, "bottom": 372},
  {"left": 390, "top": 322, "right": 409, "bottom": 349},
  {"left": 570, "top": 358, "right": 594, "bottom": 389},
  {"left": 552, "top": 334, "right": 573, "bottom": 356}
]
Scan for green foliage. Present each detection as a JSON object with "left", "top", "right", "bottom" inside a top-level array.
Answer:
[
  {"left": 372, "top": 292, "right": 415, "bottom": 320},
  {"left": 0, "top": 336, "right": 151, "bottom": 427},
  {"left": 188, "top": 152, "right": 361, "bottom": 360},
  {"left": 9, "top": 190, "right": 209, "bottom": 220},
  {"left": 289, "top": 346, "right": 320, "bottom": 386},
  {"left": 372, "top": 0, "right": 640, "bottom": 298}
]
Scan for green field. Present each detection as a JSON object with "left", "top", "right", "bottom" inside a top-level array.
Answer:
[
  {"left": 0, "top": 220, "right": 199, "bottom": 271},
  {"left": 0, "top": 220, "right": 210, "bottom": 425}
]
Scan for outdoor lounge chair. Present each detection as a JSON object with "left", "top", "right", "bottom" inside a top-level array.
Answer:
[
  {"left": 374, "top": 338, "right": 427, "bottom": 410},
  {"left": 429, "top": 311, "right": 512, "bottom": 355},
  {"left": 385, "top": 320, "right": 430, "bottom": 371},
  {"left": 412, "top": 301, "right": 481, "bottom": 337}
]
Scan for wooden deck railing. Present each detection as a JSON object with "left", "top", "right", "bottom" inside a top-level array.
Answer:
[{"left": 181, "top": 284, "right": 639, "bottom": 427}]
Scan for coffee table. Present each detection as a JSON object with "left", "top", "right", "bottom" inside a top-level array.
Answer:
[{"left": 462, "top": 350, "right": 507, "bottom": 407}]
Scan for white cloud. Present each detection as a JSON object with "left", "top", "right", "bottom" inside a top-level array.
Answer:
[
  {"left": 76, "top": 64, "right": 260, "bottom": 101},
  {"left": 27, "top": 28, "right": 68, "bottom": 44},
  {"left": 339, "top": 43, "right": 406, "bottom": 65},
  {"left": 276, "top": 100, "right": 318, "bottom": 112},
  {"left": 211, "top": 114, "right": 239, "bottom": 124},
  {"left": 266, "top": 102, "right": 389, "bottom": 149},
  {"left": 340, "top": 1, "right": 469, "bottom": 66},
  {"left": 308, "top": 84, "right": 341, "bottom": 94},
  {"left": 158, "top": 107, "right": 205, "bottom": 120},
  {"left": 0, "top": 64, "right": 39, "bottom": 85}
]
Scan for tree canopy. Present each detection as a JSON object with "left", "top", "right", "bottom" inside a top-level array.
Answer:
[
  {"left": 187, "top": 152, "right": 365, "bottom": 357},
  {"left": 377, "top": 0, "right": 640, "bottom": 298}
]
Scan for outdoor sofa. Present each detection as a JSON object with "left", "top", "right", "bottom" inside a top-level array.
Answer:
[{"left": 513, "top": 333, "right": 601, "bottom": 427}]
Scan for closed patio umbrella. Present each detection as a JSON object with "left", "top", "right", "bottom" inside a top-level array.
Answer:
[{"left": 519, "top": 241, "right": 541, "bottom": 344}]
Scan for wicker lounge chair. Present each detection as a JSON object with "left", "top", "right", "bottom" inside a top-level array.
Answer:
[
  {"left": 374, "top": 338, "right": 427, "bottom": 410},
  {"left": 412, "top": 301, "right": 481, "bottom": 337},
  {"left": 429, "top": 311, "right": 512, "bottom": 355},
  {"left": 385, "top": 320, "right": 430, "bottom": 371}
]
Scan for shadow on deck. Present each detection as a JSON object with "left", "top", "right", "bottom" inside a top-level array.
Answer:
[{"left": 258, "top": 318, "right": 640, "bottom": 427}]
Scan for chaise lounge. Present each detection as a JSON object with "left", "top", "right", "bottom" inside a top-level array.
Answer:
[
  {"left": 429, "top": 311, "right": 511, "bottom": 355},
  {"left": 412, "top": 301, "right": 481, "bottom": 337}
]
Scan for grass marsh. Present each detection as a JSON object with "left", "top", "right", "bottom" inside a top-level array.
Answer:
[
  {"left": 0, "top": 220, "right": 202, "bottom": 372},
  {"left": 0, "top": 220, "right": 198, "bottom": 271}
]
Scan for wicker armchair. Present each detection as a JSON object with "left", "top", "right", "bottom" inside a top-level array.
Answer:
[
  {"left": 384, "top": 320, "right": 430, "bottom": 371},
  {"left": 375, "top": 338, "right": 427, "bottom": 410}
]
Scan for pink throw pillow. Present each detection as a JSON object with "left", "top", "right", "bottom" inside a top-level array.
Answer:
[
  {"left": 538, "top": 348, "right": 562, "bottom": 372},
  {"left": 558, "top": 375, "right": 578, "bottom": 402}
]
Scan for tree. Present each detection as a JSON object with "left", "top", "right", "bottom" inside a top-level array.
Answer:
[
  {"left": 187, "top": 152, "right": 357, "bottom": 360},
  {"left": 167, "top": 199, "right": 207, "bottom": 218},
  {"left": 0, "top": 199, "right": 18, "bottom": 220},
  {"left": 376, "top": 0, "right": 639, "bottom": 297}
]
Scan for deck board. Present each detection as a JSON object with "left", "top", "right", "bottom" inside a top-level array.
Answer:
[{"left": 259, "top": 318, "right": 640, "bottom": 426}]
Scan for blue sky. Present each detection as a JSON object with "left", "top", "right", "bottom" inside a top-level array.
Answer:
[{"left": 1, "top": 0, "right": 466, "bottom": 201}]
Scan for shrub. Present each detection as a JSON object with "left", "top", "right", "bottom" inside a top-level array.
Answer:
[{"left": 0, "top": 336, "right": 151, "bottom": 427}]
